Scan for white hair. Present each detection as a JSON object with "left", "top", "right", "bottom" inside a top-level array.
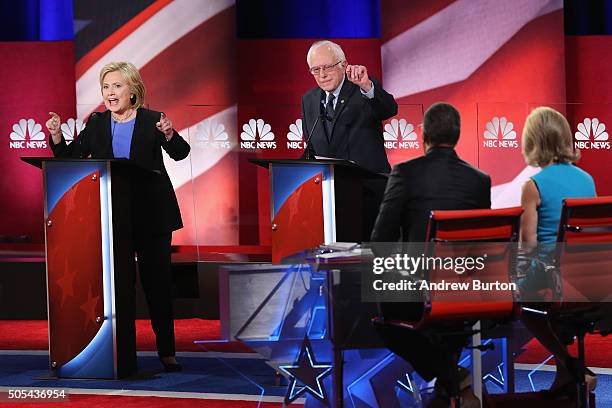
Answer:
[{"left": 306, "top": 40, "right": 346, "bottom": 66}]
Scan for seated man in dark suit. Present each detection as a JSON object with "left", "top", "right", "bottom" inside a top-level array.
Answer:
[{"left": 371, "top": 102, "right": 491, "bottom": 407}]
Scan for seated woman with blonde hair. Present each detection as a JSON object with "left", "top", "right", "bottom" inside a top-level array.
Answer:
[{"left": 519, "top": 106, "right": 597, "bottom": 397}]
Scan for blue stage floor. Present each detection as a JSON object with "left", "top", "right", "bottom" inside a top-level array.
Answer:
[
  {"left": 0, "top": 353, "right": 286, "bottom": 399},
  {"left": 1, "top": 352, "right": 611, "bottom": 406}
]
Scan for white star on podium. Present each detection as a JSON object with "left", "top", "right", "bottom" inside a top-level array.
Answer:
[{"left": 278, "top": 337, "right": 333, "bottom": 404}]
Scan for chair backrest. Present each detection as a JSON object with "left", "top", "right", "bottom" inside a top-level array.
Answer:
[
  {"left": 558, "top": 196, "right": 612, "bottom": 243},
  {"left": 556, "top": 196, "right": 612, "bottom": 304},
  {"left": 426, "top": 207, "right": 523, "bottom": 242},
  {"left": 422, "top": 207, "right": 523, "bottom": 323}
]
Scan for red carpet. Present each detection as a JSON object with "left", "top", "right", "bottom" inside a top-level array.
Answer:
[
  {"left": 514, "top": 335, "right": 612, "bottom": 367},
  {"left": 0, "top": 394, "right": 288, "bottom": 408},
  {"left": 2, "top": 320, "right": 612, "bottom": 368},
  {"left": 0, "top": 319, "right": 252, "bottom": 353}
]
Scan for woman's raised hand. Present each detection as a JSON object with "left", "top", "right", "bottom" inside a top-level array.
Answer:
[
  {"left": 46, "top": 112, "right": 62, "bottom": 144},
  {"left": 156, "top": 112, "right": 174, "bottom": 140}
]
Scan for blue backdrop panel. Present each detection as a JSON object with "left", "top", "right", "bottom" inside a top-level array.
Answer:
[
  {"left": 0, "top": 0, "right": 73, "bottom": 41},
  {"left": 236, "top": 0, "right": 381, "bottom": 38}
]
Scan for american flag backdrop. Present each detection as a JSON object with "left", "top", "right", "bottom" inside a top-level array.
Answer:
[
  {"left": 5, "top": 0, "right": 612, "bottom": 248},
  {"left": 381, "top": 0, "right": 566, "bottom": 206},
  {"left": 71, "top": 0, "right": 568, "bottom": 248},
  {"left": 74, "top": 0, "right": 238, "bottom": 247}
]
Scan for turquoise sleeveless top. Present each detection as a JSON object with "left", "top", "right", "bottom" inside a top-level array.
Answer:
[{"left": 531, "top": 163, "right": 596, "bottom": 243}]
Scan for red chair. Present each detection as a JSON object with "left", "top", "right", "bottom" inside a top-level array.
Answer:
[
  {"left": 374, "top": 207, "right": 523, "bottom": 407},
  {"left": 552, "top": 196, "right": 612, "bottom": 407},
  {"left": 424, "top": 207, "right": 523, "bottom": 325},
  {"left": 555, "top": 196, "right": 612, "bottom": 305}
]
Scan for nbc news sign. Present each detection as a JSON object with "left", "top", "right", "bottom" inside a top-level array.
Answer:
[
  {"left": 9, "top": 119, "right": 48, "bottom": 149},
  {"left": 574, "top": 118, "right": 611, "bottom": 150}
]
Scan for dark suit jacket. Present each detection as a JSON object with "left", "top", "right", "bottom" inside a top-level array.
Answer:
[
  {"left": 371, "top": 147, "right": 491, "bottom": 242},
  {"left": 301, "top": 76, "right": 398, "bottom": 174},
  {"left": 50, "top": 108, "right": 190, "bottom": 233}
]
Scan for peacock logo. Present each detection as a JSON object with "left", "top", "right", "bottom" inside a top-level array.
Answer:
[
  {"left": 383, "top": 118, "right": 419, "bottom": 149},
  {"left": 9, "top": 118, "right": 48, "bottom": 149},
  {"left": 482, "top": 117, "right": 518, "bottom": 149},
  {"left": 240, "top": 118, "right": 276, "bottom": 149},
  {"left": 286, "top": 119, "right": 304, "bottom": 149},
  {"left": 574, "top": 118, "right": 610, "bottom": 150},
  {"left": 195, "top": 120, "right": 230, "bottom": 149},
  {"left": 61, "top": 118, "right": 85, "bottom": 144}
]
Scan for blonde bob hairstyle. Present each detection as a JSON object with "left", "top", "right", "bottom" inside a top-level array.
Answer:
[
  {"left": 99, "top": 62, "right": 146, "bottom": 109},
  {"left": 521, "top": 106, "right": 579, "bottom": 167}
]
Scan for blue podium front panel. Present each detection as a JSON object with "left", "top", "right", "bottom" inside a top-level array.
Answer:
[
  {"left": 270, "top": 164, "right": 335, "bottom": 263},
  {"left": 44, "top": 161, "right": 116, "bottom": 379}
]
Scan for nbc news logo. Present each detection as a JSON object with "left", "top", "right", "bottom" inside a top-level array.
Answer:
[
  {"left": 9, "top": 119, "right": 48, "bottom": 149},
  {"left": 574, "top": 118, "right": 610, "bottom": 150},
  {"left": 240, "top": 118, "right": 277, "bottom": 149},
  {"left": 286, "top": 119, "right": 304, "bottom": 149},
  {"left": 383, "top": 118, "right": 419, "bottom": 149},
  {"left": 61, "top": 118, "right": 85, "bottom": 144},
  {"left": 482, "top": 117, "right": 518, "bottom": 148},
  {"left": 195, "top": 120, "right": 230, "bottom": 149}
]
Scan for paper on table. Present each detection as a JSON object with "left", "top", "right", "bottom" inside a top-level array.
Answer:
[
  {"left": 314, "top": 155, "right": 355, "bottom": 164},
  {"left": 320, "top": 242, "right": 359, "bottom": 251}
]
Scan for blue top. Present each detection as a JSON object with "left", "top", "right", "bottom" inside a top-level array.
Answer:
[
  {"left": 531, "top": 163, "right": 596, "bottom": 243},
  {"left": 111, "top": 117, "right": 136, "bottom": 159}
]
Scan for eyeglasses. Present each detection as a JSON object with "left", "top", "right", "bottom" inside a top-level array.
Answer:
[{"left": 309, "top": 60, "right": 344, "bottom": 76}]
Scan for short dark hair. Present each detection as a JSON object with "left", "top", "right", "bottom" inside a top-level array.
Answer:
[{"left": 422, "top": 102, "right": 460, "bottom": 146}]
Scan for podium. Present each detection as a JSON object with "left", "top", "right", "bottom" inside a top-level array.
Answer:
[
  {"left": 252, "top": 159, "right": 387, "bottom": 263},
  {"left": 23, "top": 157, "right": 140, "bottom": 379}
]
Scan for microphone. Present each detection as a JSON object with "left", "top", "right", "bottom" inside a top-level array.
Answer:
[{"left": 303, "top": 112, "right": 324, "bottom": 160}]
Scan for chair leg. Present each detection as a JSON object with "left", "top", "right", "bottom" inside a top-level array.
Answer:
[
  {"left": 471, "top": 321, "right": 483, "bottom": 402},
  {"left": 576, "top": 332, "right": 589, "bottom": 408},
  {"left": 448, "top": 360, "right": 462, "bottom": 408},
  {"left": 449, "top": 374, "right": 461, "bottom": 407},
  {"left": 333, "top": 348, "right": 343, "bottom": 408}
]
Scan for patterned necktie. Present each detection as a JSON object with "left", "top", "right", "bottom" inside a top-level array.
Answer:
[{"left": 324, "top": 93, "right": 335, "bottom": 138}]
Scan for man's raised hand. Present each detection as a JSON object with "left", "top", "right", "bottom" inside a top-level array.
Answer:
[{"left": 346, "top": 65, "right": 372, "bottom": 92}]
